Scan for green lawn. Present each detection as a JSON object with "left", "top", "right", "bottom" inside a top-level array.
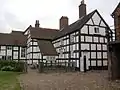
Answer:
[{"left": 0, "top": 71, "right": 21, "bottom": 90}]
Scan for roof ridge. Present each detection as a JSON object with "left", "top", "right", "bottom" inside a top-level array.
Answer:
[{"left": 32, "top": 27, "right": 59, "bottom": 31}]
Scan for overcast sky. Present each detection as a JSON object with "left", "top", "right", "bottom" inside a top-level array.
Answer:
[{"left": 0, "top": 0, "right": 119, "bottom": 33}]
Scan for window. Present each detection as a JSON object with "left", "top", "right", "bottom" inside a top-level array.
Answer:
[
  {"left": 7, "top": 56, "right": 12, "bottom": 60},
  {"left": 21, "top": 47, "right": 26, "bottom": 57},
  {"left": 70, "top": 34, "right": 74, "bottom": 43},
  {"left": 60, "top": 39, "right": 64, "bottom": 46},
  {"left": 94, "top": 27, "right": 99, "bottom": 33},
  {"left": 2, "top": 56, "right": 6, "bottom": 60},
  {"left": 7, "top": 46, "right": 12, "bottom": 50}
]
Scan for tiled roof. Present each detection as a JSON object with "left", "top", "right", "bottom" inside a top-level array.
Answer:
[
  {"left": 38, "top": 40, "right": 58, "bottom": 56},
  {"left": 0, "top": 31, "right": 27, "bottom": 46},
  {"left": 29, "top": 10, "right": 96, "bottom": 40},
  {"left": 30, "top": 27, "right": 59, "bottom": 40},
  {"left": 54, "top": 10, "right": 96, "bottom": 39}
]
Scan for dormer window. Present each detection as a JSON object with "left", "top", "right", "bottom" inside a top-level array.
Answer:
[{"left": 94, "top": 27, "right": 99, "bottom": 33}]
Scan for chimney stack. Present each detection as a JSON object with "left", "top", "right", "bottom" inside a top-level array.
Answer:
[
  {"left": 35, "top": 20, "right": 40, "bottom": 28},
  {"left": 79, "top": 0, "right": 86, "bottom": 18},
  {"left": 59, "top": 16, "right": 69, "bottom": 30}
]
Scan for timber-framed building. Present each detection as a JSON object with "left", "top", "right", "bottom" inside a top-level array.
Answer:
[{"left": 0, "top": 1, "right": 112, "bottom": 71}]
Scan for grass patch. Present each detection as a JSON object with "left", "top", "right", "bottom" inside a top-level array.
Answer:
[{"left": 0, "top": 71, "right": 21, "bottom": 90}]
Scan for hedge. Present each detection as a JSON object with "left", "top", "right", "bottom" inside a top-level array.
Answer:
[{"left": 0, "top": 60, "right": 25, "bottom": 72}]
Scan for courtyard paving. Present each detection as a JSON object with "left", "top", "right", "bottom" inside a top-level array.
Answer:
[{"left": 18, "top": 68, "right": 120, "bottom": 90}]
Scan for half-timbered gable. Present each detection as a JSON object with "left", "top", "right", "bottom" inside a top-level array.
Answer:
[
  {"left": 53, "top": 9, "right": 111, "bottom": 71},
  {"left": 80, "top": 10, "right": 110, "bottom": 71},
  {"left": 24, "top": 23, "right": 59, "bottom": 65}
]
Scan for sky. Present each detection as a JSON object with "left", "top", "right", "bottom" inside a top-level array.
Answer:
[{"left": 0, "top": 0, "right": 119, "bottom": 33}]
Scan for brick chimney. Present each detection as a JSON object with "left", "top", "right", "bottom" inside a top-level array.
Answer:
[
  {"left": 59, "top": 16, "right": 69, "bottom": 30},
  {"left": 35, "top": 20, "right": 40, "bottom": 28},
  {"left": 79, "top": 0, "right": 86, "bottom": 18}
]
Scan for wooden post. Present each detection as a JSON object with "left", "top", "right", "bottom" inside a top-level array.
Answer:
[
  {"left": 55, "top": 61, "right": 57, "bottom": 72},
  {"left": 51, "top": 61, "right": 52, "bottom": 70},
  {"left": 65, "top": 61, "right": 67, "bottom": 72}
]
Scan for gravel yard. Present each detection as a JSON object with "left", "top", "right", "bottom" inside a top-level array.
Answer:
[{"left": 18, "top": 69, "right": 120, "bottom": 90}]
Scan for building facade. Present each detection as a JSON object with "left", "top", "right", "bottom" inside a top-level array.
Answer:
[
  {"left": 0, "top": 31, "right": 27, "bottom": 61},
  {"left": 0, "top": 0, "right": 112, "bottom": 72}
]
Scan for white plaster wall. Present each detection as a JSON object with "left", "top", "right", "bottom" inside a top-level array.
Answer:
[
  {"left": 81, "top": 26, "right": 88, "bottom": 34},
  {"left": 89, "top": 26, "right": 95, "bottom": 34},
  {"left": 76, "top": 44, "right": 79, "bottom": 50},
  {"left": 97, "top": 44, "right": 101, "bottom": 50},
  {"left": 86, "top": 19, "right": 94, "bottom": 25},
  {"left": 97, "top": 52, "right": 101, "bottom": 58},
  {"left": 105, "top": 38, "right": 107, "bottom": 43},
  {"left": 91, "top": 44, "right": 96, "bottom": 50},
  {"left": 28, "top": 47, "right": 32, "bottom": 52},
  {"left": 100, "top": 37, "right": 104, "bottom": 43},
  {"left": 103, "top": 60, "right": 108, "bottom": 66},
  {"left": 98, "top": 60, "right": 102, "bottom": 66},
  {"left": 81, "top": 44, "right": 89, "bottom": 50},
  {"left": 81, "top": 36, "right": 84, "bottom": 41},
  {"left": 13, "top": 52, "right": 18, "bottom": 59},
  {"left": 30, "top": 42, "right": 32, "bottom": 45},
  {"left": 7, "top": 50, "right": 12, "bottom": 56},
  {"left": 28, "top": 34, "right": 31, "bottom": 39},
  {"left": 13, "top": 47, "right": 18, "bottom": 50},
  {"left": 99, "top": 27, "right": 106, "bottom": 36},
  {"left": 76, "top": 36, "right": 79, "bottom": 42},
  {"left": 91, "top": 61, "right": 96, "bottom": 66},
  {"left": 27, "top": 38, "right": 31, "bottom": 44},
  {"left": 94, "top": 37, "right": 98, "bottom": 42},
  {"left": 0, "top": 50, "right": 5, "bottom": 56},
  {"left": 33, "top": 46, "right": 40, "bottom": 52},
  {"left": 91, "top": 52, "right": 96, "bottom": 58},
  {"left": 76, "top": 60, "right": 79, "bottom": 68},
  {"left": 100, "top": 21, "right": 106, "bottom": 27},
  {"left": 103, "top": 52, "right": 107, "bottom": 58},
  {"left": 28, "top": 53, "right": 32, "bottom": 59},
  {"left": 27, "top": 60, "right": 32, "bottom": 65},
  {"left": 103, "top": 45, "right": 107, "bottom": 50},
  {"left": 76, "top": 53, "right": 79, "bottom": 58},
  {"left": 86, "top": 36, "right": 92, "bottom": 42},
  {"left": 33, "top": 53, "right": 41, "bottom": 59},
  {"left": 92, "top": 12, "right": 101, "bottom": 25},
  {"left": 1, "top": 46, "right": 6, "bottom": 50}
]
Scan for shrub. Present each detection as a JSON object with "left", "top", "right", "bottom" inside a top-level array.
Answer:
[
  {"left": 0, "top": 60, "right": 25, "bottom": 72},
  {"left": 1, "top": 66, "right": 14, "bottom": 71}
]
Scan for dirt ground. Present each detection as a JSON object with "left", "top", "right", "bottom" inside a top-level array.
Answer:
[{"left": 18, "top": 69, "right": 120, "bottom": 90}]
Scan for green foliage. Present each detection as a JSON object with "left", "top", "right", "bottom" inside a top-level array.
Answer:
[
  {"left": 0, "top": 60, "right": 25, "bottom": 72},
  {"left": 1, "top": 66, "right": 14, "bottom": 71}
]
